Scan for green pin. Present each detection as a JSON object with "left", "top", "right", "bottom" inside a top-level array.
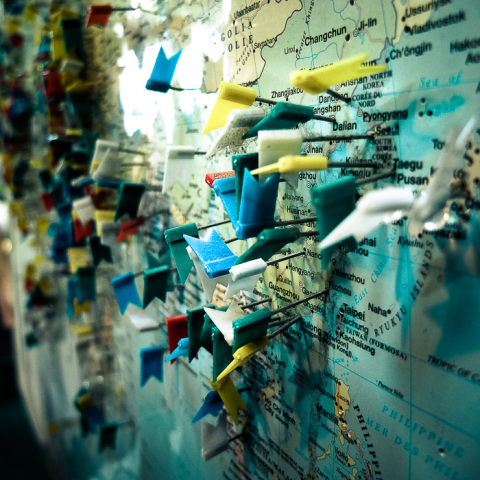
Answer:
[
  {"left": 164, "top": 223, "right": 199, "bottom": 284},
  {"left": 311, "top": 176, "right": 357, "bottom": 268},
  {"left": 142, "top": 252, "right": 174, "bottom": 307},
  {"left": 232, "top": 153, "right": 258, "bottom": 216},
  {"left": 212, "top": 326, "right": 233, "bottom": 383},
  {"left": 89, "top": 236, "right": 112, "bottom": 266},
  {"left": 115, "top": 182, "right": 146, "bottom": 221},
  {"left": 235, "top": 227, "right": 302, "bottom": 265},
  {"left": 187, "top": 303, "right": 214, "bottom": 362},
  {"left": 232, "top": 308, "right": 272, "bottom": 352}
]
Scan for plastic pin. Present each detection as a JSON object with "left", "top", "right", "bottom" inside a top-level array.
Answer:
[
  {"left": 165, "top": 223, "right": 200, "bottom": 284},
  {"left": 290, "top": 53, "right": 387, "bottom": 101},
  {"left": 117, "top": 209, "right": 169, "bottom": 242},
  {"left": 143, "top": 264, "right": 174, "bottom": 308},
  {"left": 201, "top": 415, "right": 246, "bottom": 461},
  {"left": 89, "top": 236, "right": 112, "bottom": 266},
  {"left": 140, "top": 345, "right": 164, "bottom": 386},
  {"left": 224, "top": 259, "right": 267, "bottom": 300},
  {"left": 203, "top": 81, "right": 335, "bottom": 135},
  {"left": 76, "top": 266, "right": 96, "bottom": 302},
  {"left": 232, "top": 153, "right": 258, "bottom": 215},
  {"left": 212, "top": 176, "right": 238, "bottom": 226},
  {"left": 250, "top": 155, "right": 378, "bottom": 176},
  {"left": 243, "top": 102, "right": 334, "bottom": 139},
  {"left": 166, "top": 314, "right": 189, "bottom": 364},
  {"left": 212, "top": 326, "right": 233, "bottom": 383},
  {"left": 204, "top": 301, "right": 246, "bottom": 346},
  {"left": 146, "top": 47, "right": 182, "bottom": 93},
  {"left": 205, "top": 171, "right": 235, "bottom": 188},
  {"left": 73, "top": 298, "right": 90, "bottom": 316},
  {"left": 95, "top": 210, "right": 115, "bottom": 236},
  {"left": 111, "top": 273, "right": 141, "bottom": 314},
  {"left": 311, "top": 170, "right": 396, "bottom": 267},
  {"left": 187, "top": 247, "right": 230, "bottom": 302},
  {"left": 206, "top": 109, "right": 266, "bottom": 157},
  {"left": 165, "top": 338, "right": 189, "bottom": 362},
  {"left": 115, "top": 182, "right": 145, "bottom": 221},
  {"left": 67, "top": 247, "right": 89, "bottom": 273},
  {"left": 319, "top": 187, "right": 415, "bottom": 251},
  {"left": 61, "top": 19, "right": 84, "bottom": 61},
  {"left": 209, "top": 376, "right": 247, "bottom": 425},
  {"left": 99, "top": 423, "right": 118, "bottom": 452},
  {"left": 231, "top": 308, "right": 272, "bottom": 352},
  {"left": 85, "top": 5, "right": 149, "bottom": 27},
  {"left": 184, "top": 229, "right": 238, "bottom": 278},
  {"left": 187, "top": 304, "right": 214, "bottom": 362},
  {"left": 193, "top": 391, "right": 224, "bottom": 423},
  {"left": 73, "top": 196, "right": 95, "bottom": 225},
  {"left": 163, "top": 146, "right": 206, "bottom": 193}
]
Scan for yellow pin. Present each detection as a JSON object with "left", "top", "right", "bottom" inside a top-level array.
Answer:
[
  {"left": 216, "top": 336, "right": 270, "bottom": 383},
  {"left": 69, "top": 323, "right": 94, "bottom": 337},
  {"left": 290, "top": 53, "right": 387, "bottom": 95},
  {"left": 67, "top": 247, "right": 89, "bottom": 273},
  {"left": 210, "top": 376, "right": 248, "bottom": 425},
  {"left": 25, "top": 263, "right": 37, "bottom": 281},
  {"left": 34, "top": 254, "right": 46, "bottom": 267},
  {"left": 250, "top": 155, "right": 329, "bottom": 176},
  {"left": 75, "top": 392, "right": 93, "bottom": 411},
  {"left": 73, "top": 298, "right": 91, "bottom": 315},
  {"left": 202, "top": 82, "right": 257, "bottom": 135},
  {"left": 95, "top": 210, "right": 116, "bottom": 236},
  {"left": 36, "top": 217, "right": 50, "bottom": 237}
]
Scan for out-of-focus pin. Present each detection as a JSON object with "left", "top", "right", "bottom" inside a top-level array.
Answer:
[
  {"left": 166, "top": 314, "right": 189, "bottom": 364},
  {"left": 115, "top": 182, "right": 145, "bottom": 221},
  {"left": 210, "top": 376, "right": 247, "bottom": 425},
  {"left": 73, "top": 298, "right": 90, "bottom": 316},
  {"left": 89, "top": 236, "right": 112, "bottom": 266},
  {"left": 111, "top": 273, "right": 141, "bottom": 314},
  {"left": 99, "top": 423, "right": 118, "bottom": 452},
  {"left": 184, "top": 229, "right": 238, "bottom": 278},
  {"left": 73, "top": 196, "right": 96, "bottom": 225},
  {"left": 187, "top": 304, "right": 214, "bottom": 362},
  {"left": 145, "top": 47, "right": 182, "bottom": 93},
  {"left": 204, "top": 301, "right": 246, "bottom": 346},
  {"left": 140, "top": 345, "right": 164, "bottom": 386},
  {"left": 205, "top": 171, "right": 235, "bottom": 188},
  {"left": 193, "top": 391, "right": 224, "bottom": 423},
  {"left": 85, "top": 5, "right": 114, "bottom": 27},
  {"left": 67, "top": 247, "right": 89, "bottom": 273},
  {"left": 77, "top": 266, "right": 96, "bottom": 302},
  {"left": 142, "top": 253, "right": 174, "bottom": 308},
  {"left": 206, "top": 109, "right": 266, "bottom": 157},
  {"left": 73, "top": 218, "right": 94, "bottom": 243},
  {"left": 165, "top": 338, "right": 189, "bottom": 362},
  {"left": 290, "top": 53, "right": 387, "bottom": 101},
  {"left": 162, "top": 146, "right": 206, "bottom": 193},
  {"left": 61, "top": 18, "right": 84, "bottom": 61},
  {"left": 95, "top": 210, "right": 115, "bottom": 236},
  {"left": 216, "top": 336, "right": 270, "bottom": 382}
]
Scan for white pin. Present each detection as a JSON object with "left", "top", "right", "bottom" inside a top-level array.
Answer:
[
  {"left": 163, "top": 146, "right": 199, "bottom": 193},
  {"left": 319, "top": 187, "right": 415, "bottom": 250},
  {"left": 60, "top": 59, "right": 84, "bottom": 74},
  {"left": 128, "top": 313, "right": 160, "bottom": 332},
  {"left": 409, "top": 117, "right": 477, "bottom": 235},
  {"left": 90, "top": 140, "right": 120, "bottom": 180},
  {"left": 204, "top": 300, "right": 246, "bottom": 346},
  {"left": 258, "top": 130, "right": 303, "bottom": 188},
  {"left": 73, "top": 197, "right": 96, "bottom": 225},
  {"left": 223, "top": 258, "right": 267, "bottom": 300},
  {"left": 100, "top": 222, "right": 122, "bottom": 247},
  {"left": 206, "top": 109, "right": 266, "bottom": 157},
  {"left": 187, "top": 246, "right": 230, "bottom": 302},
  {"left": 61, "top": 102, "right": 82, "bottom": 131}
]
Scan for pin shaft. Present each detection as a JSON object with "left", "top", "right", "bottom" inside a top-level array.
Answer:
[
  {"left": 266, "top": 250, "right": 304, "bottom": 266},
  {"left": 198, "top": 219, "right": 231, "bottom": 231},
  {"left": 272, "top": 288, "right": 328, "bottom": 315},
  {"left": 356, "top": 168, "right": 396, "bottom": 186},
  {"left": 306, "top": 134, "right": 374, "bottom": 141},
  {"left": 326, "top": 88, "right": 350, "bottom": 104}
]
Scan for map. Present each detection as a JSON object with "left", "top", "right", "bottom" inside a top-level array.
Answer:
[{"left": 19, "top": 0, "right": 480, "bottom": 479}]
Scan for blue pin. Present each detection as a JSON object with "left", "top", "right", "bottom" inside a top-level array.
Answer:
[
  {"left": 243, "top": 102, "right": 315, "bottom": 139},
  {"left": 236, "top": 169, "right": 280, "bottom": 239},
  {"left": 111, "top": 273, "right": 141, "bottom": 314},
  {"left": 145, "top": 47, "right": 182, "bottom": 93},
  {"left": 165, "top": 338, "right": 189, "bottom": 362},
  {"left": 212, "top": 177, "right": 238, "bottom": 228},
  {"left": 184, "top": 229, "right": 237, "bottom": 278},
  {"left": 140, "top": 345, "right": 164, "bottom": 386},
  {"left": 192, "top": 391, "right": 224, "bottom": 423}
]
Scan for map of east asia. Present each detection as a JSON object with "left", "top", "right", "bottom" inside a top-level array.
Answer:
[{"left": 209, "top": 0, "right": 480, "bottom": 479}]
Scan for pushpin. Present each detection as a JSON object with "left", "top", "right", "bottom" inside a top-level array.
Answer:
[
  {"left": 73, "top": 298, "right": 91, "bottom": 316},
  {"left": 201, "top": 412, "right": 246, "bottom": 461},
  {"left": 205, "top": 301, "right": 245, "bottom": 347},
  {"left": 61, "top": 18, "right": 85, "bottom": 61},
  {"left": 162, "top": 146, "right": 207, "bottom": 193},
  {"left": 243, "top": 102, "right": 335, "bottom": 139},
  {"left": 212, "top": 326, "right": 234, "bottom": 383},
  {"left": 140, "top": 345, "right": 164, "bottom": 386},
  {"left": 99, "top": 423, "right": 118, "bottom": 452},
  {"left": 212, "top": 176, "right": 238, "bottom": 226},
  {"left": 319, "top": 187, "right": 415, "bottom": 251},
  {"left": 205, "top": 109, "right": 266, "bottom": 157},
  {"left": 95, "top": 210, "right": 115, "bottom": 236},
  {"left": 73, "top": 218, "right": 94, "bottom": 243},
  {"left": 290, "top": 53, "right": 387, "bottom": 102},
  {"left": 193, "top": 391, "right": 224, "bottom": 423},
  {"left": 202, "top": 81, "right": 337, "bottom": 135},
  {"left": 187, "top": 247, "right": 230, "bottom": 302},
  {"left": 250, "top": 155, "right": 378, "bottom": 176},
  {"left": 85, "top": 5, "right": 141, "bottom": 28},
  {"left": 166, "top": 314, "right": 189, "bottom": 364},
  {"left": 25, "top": 333, "right": 39, "bottom": 348},
  {"left": 184, "top": 228, "right": 238, "bottom": 278},
  {"left": 205, "top": 171, "right": 235, "bottom": 188},
  {"left": 142, "top": 263, "right": 174, "bottom": 308},
  {"left": 89, "top": 236, "right": 112, "bottom": 266},
  {"left": 67, "top": 247, "right": 89, "bottom": 273},
  {"left": 77, "top": 267, "right": 96, "bottom": 302},
  {"left": 73, "top": 196, "right": 96, "bottom": 225},
  {"left": 209, "top": 376, "right": 247, "bottom": 425},
  {"left": 187, "top": 304, "right": 215, "bottom": 362},
  {"left": 232, "top": 153, "right": 259, "bottom": 214},
  {"left": 67, "top": 277, "right": 78, "bottom": 319},
  {"left": 165, "top": 338, "right": 189, "bottom": 362},
  {"left": 39, "top": 169, "right": 54, "bottom": 191},
  {"left": 111, "top": 273, "right": 141, "bottom": 314},
  {"left": 117, "top": 209, "right": 170, "bottom": 242},
  {"left": 409, "top": 117, "right": 476, "bottom": 236},
  {"left": 311, "top": 170, "right": 396, "bottom": 267},
  {"left": 224, "top": 259, "right": 267, "bottom": 300},
  {"left": 145, "top": 47, "right": 182, "bottom": 93},
  {"left": 115, "top": 182, "right": 145, "bottom": 221}
]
